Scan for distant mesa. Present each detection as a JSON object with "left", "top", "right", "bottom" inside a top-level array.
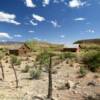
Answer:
[{"left": 74, "top": 38, "right": 100, "bottom": 44}]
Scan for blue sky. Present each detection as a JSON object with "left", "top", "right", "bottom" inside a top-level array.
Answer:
[{"left": 0, "top": 0, "right": 100, "bottom": 45}]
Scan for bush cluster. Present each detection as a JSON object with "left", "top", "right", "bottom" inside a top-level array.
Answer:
[
  {"left": 21, "top": 65, "right": 29, "bottom": 73},
  {"left": 29, "top": 68, "right": 41, "bottom": 79},
  {"left": 59, "top": 52, "right": 76, "bottom": 61},
  {"left": 79, "top": 44, "right": 100, "bottom": 52},
  {"left": 36, "top": 51, "right": 51, "bottom": 70},
  {"left": 10, "top": 55, "right": 21, "bottom": 65},
  {"left": 79, "top": 66, "right": 87, "bottom": 77},
  {"left": 80, "top": 50, "right": 100, "bottom": 72}
]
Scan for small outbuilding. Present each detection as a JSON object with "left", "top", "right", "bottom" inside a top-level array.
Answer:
[
  {"left": 8, "top": 43, "right": 31, "bottom": 56},
  {"left": 61, "top": 47, "right": 78, "bottom": 52},
  {"left": 61, "top": 44, "right": 80, "bottom": 53}
]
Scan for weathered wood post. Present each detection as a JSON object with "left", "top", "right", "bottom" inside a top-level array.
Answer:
[
  {"left": 47, "top": 54, "right": 53, "bottom": 100},
  {"left": 0, "top": 54, "right": 4, "bottom": 80},
  {"left": 11, "top": 63, "right": 18, "bottom": 88},
  {"left": 0, "top": 61, "right": 4, "bottom": 80},
  {"left": 10, "top": 55, "right": 18, "bottom": 88}
]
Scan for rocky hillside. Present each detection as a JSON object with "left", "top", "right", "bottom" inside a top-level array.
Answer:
[{"left": 74, "top": 38, "right": 100, "bottom": 44}]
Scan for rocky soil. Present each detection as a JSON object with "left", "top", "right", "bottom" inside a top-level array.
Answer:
[{"left": 0, "top": 56, "right": 100, "bottom": 100}]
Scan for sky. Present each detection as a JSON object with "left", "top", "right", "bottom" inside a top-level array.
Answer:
[{"left": 0, "top": 0, "right": 100, "bottom": 46}]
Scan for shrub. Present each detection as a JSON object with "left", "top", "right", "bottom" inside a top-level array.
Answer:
[
  {"left": 10, "top": 55, "right": 21, "bottom": 65},
  {"left": 36, "top": 51, "right": 50, "bottom": 63},
  {"left": 59, "top": 52, "right": 76, "bottom": 61},
  {"left": 21, "top": 65, "right": 29, "bottom": 73},
  {"left": 0, "top": 52, "right": 3, "bottom": 58},
  {"left": 16, "top": 59, "right": 21, "bottom": 65},
  {"left": 80, "top": 51, "right": 100, "bottom": 72},
  {"left": 10, "top": 55, "right": 17, "bottom": 64},
  {"left": 36, "top": 51, "right": 51, "bottom": 70},
  {"left": 79, "top": 66, "right": 87, "bottom": 77},
  {"left": 80, "top": 44, "right": 100, "bottom": 51},
  {"left": 29, "top": 69, "right": 41, "bottom": 79}
]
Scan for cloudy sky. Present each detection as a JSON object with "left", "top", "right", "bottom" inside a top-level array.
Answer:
[{"left": 0, "top": 0, "right": 100, "bottom": 45}]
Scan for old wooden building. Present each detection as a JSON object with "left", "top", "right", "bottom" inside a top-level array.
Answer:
[
  {"left": 60, "top": 44, "right": 80, "bottom": 53},
  {"left": 61, "top": 47, "right": 78, "bottom": 52},
  {"left": 8, "top": 43, "right": 31, "bottom": 56}
]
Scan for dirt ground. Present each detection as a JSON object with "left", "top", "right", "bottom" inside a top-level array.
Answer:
[{"left": 0, "top": 56, "right": 100, "bottom": 100}]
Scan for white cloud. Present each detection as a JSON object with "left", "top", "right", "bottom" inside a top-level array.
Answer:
[
  {"left": 81, "top": 29, "right": 95, "bottom": 34},
  {"left": 0, "top": 32, "right": 12, "bottom": 39},
  {"left": 29, "top": 30, "right": 35, "bottom": 33},
  {"left": 25, "top": 0, "right": 36, "bottom": 8},
  {"left": 14, "top": 34, "right": 22, "bottom": 38},
  {"left": 60, "top": 35, "right": 65, "bottom": 38},
  {"left": 30, "top": 20, "right": 38, "bottom": 26},
  {"left": 53, "top": 0, "right": 65, "bottom": 4},
  {"left": 87, "top": 29, "right": 95, "bottom": 33},
  {"left": 43, "top": 0, "right": 50, "bottom": 7},
  {"left": 34, "top": 37, "right": 41, "bottom": 41},
  {"left": 1, "top": 40, "right": 7, "bottom": 42},
  {"left": 51, "top": 20, "right": 61, "bottom": 28},
  {"left": 86, "top": 3, "right": 91, "bottom": 7},
  {"left": 74, "top": 17, "right": 86, "bottom": 21},
  {"left": 0, "top": 12, "right": 20, "bottom": 25},
  {"left": 69, "top": 0, "right": 86, "bottom": 8},
  {"left": 86, "top": 22, "right": 91, "bottom": 25},
  {"left": 32, "top": 14, "right": 45, "bottom": 22},
  {"left": 53, "top": 0, "right": 59, "bottom": 3}
]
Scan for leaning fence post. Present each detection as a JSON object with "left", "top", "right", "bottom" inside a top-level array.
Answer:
[{"left": 47, "top": 54, "right": 53, "bottom": 100}]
